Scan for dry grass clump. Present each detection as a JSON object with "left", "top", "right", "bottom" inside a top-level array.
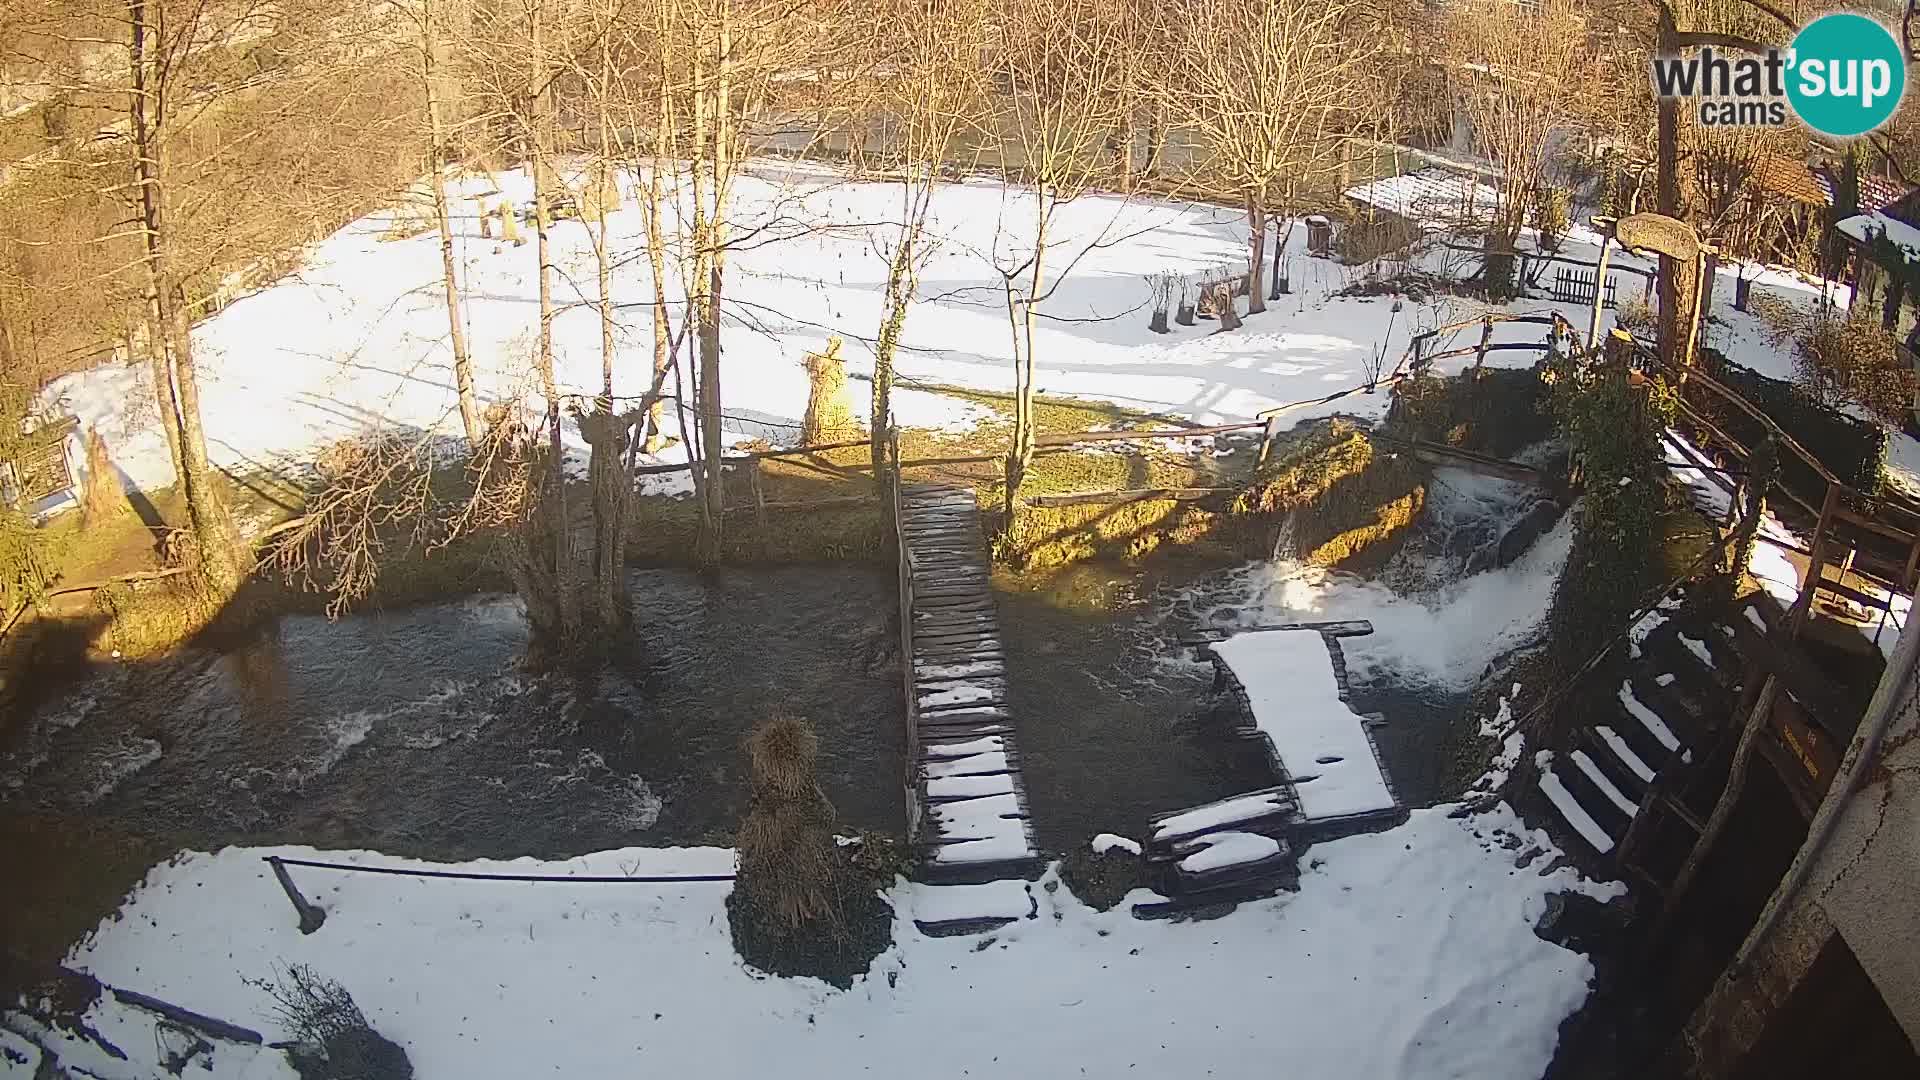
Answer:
[
  {"left": 735, "top": 714, "right": 842, "bottom": 932},
  {"left": 727, "top": 713, "right": 893, "bottom": 987}
]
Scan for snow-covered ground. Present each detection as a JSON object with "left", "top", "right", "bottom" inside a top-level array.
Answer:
[
  {"left": 36, "top": 155, "right": 1900, "bottom": 515},
  {"left": 48, "top": 803, "right": 1619, "bottom": 1080},
  {"left": 27, "top": 157, "right": 1813, "bottom": 506}
]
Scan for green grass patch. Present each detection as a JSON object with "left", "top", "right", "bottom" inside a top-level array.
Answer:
[{"left": 909, "top": 381, "right": 1178, "bottom": 436}]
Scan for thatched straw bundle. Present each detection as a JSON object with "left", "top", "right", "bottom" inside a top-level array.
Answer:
[{"left": 735, "top": 714, "right": 843, "bottom": 934}]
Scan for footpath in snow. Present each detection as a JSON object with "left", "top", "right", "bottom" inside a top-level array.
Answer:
[{"left": 52, "top": 803, "right": 1620, "bottom": 1080}]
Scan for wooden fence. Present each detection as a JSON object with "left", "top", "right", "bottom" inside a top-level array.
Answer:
[{"left": 1551, "top": 267, "right": 1619, "bottom": 310}]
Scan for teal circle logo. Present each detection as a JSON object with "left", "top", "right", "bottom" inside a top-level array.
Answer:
[{"left": 1786, "top": 14, "right": 1905, "bottom": 137}]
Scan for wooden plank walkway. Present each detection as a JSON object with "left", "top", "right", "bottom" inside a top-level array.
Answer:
[
  {"left": 1135, "top": 623, "right": 1405, "bottom": 915},
  {"left": 897, "top": 482, "right": 1040, "bottom": 886}
]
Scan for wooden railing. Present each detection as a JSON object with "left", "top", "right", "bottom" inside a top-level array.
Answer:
[
  {"left": 887, "top": 422, "right": 923, "bottom": 840},
  {"left": 1634, "top": 338, "right": 1920, "bottom": 642}
]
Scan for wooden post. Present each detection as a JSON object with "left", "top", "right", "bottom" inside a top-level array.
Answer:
[
  {"left": 1676, "top": 247, "right": 1709, "bottom": 378},
  {"left": 1787, "top": 486, "right": 1839, "bottom": 640},
  {"left": 748, "top": 457, "right": 768, "bottom": 535},
  {"left": 1472, "top": 313, "right": 1494, "bottom": 373},
  {"left": 266, "top": 857, "right": 327, "bottom": 934},
  {"left": 1646, "top": 675, "right": 1779, "bottom": 952},
  {"left": 1587, "top": 237, "right": 1613, "bottom": 349},
  {"left": 1699, "top": 249, "right": 1719, "bottom": 323},
  {"left": 1254, "top": 414, "right": 1282, "bottom": 470}
]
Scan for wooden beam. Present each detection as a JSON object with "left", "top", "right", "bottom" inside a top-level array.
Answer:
[
  {"left": 1647, "top": 676, "right": 1780, "bottom": 953},
  {"left": 1366, "top": 431, "right": 1558, "bottom": 490},
  {"left": 1021, "top": 487, "right": 1234, "bottom": 507}
]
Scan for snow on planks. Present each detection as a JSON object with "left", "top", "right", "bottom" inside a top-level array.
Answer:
[
  {"left": 899, "top": 482, "right": 1039, "bottom": 891},
  {"left": 1208, "top": 628, "right": 1402, "bottom": 826}
]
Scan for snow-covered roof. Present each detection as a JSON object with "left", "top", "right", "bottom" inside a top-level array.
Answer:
[
  {"left": 1210, "top": 630, "right": 1397, "bottom": 821},
  {"left": 1344, "top": 166, "right": 1500, "bottom": 230},
  {"left": 1837, "top": 211, "right": 1920, "bottom": 263}
]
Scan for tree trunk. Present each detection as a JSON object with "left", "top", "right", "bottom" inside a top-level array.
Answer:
[
  {"left": 872, "top": 237, "right": 913, "bottom": 490},
  {"left": 1269, "top": 216, "right": 1289, "bottom": 300},
  {"left": 1655, "top": 11, "right": 1701, "bottom": 370},
  {"left": 1245, "top": 192, "right": 1267, "bottom": 316},
  {"left": 529, "top": 7, "right": 574, "bottom": 639},
  {"left": 1115, "top": 107, "right": 1135, "bottom": 191},
  {"left": 143, "top": 309, "right": 185, "bottom": 492},
  {"left": 1142, "top": 101, "right": 1166, "bottom": 178},
  {"left": 129, "top": 0, "right": 241, "bottom": 596},
  {"left": 590, "top": 130, "right": 627, "bottom": 630},
  {"left": 695, "top": 9, "right": 733, "bottom": 568},
  {"left": 423, "top": 1, "right": 481, "bottom": 447},
  {"left": 1485, "top": 212, "right": 1523, "bottom": 300},
  {"left": 1005, "top": 200, "right": 1046, "bottom": 524},
  {"left": 642, "top": 89, "right": 674, "bottom": 454},
  {"left": 687, "top": 28, "right": 720, "bottom": 565}
]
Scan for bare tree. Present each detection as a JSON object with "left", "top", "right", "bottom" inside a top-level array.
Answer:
[
  {"left": 8, "top": 0, "right": 421, "bottom": 603},
  {"left": 1174, "top": 0, "right": 1377, "bottom": 312},
  {"left": 987, "top": 0, "right": 1131, "bottom": 518},
  {"left": 126, "top": 0, "right": 264, "bottom": 595},
  {"left": 1441, "top": 0, "right": 1593, "bottom": 298},
  {"left": 862, "top": 0, "right": 988, "bottom": 486},
  {"left": 401, "top": 0, "right": 486, "bottom": 446}
]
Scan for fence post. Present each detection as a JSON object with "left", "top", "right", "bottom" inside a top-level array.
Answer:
[
  {"left": 1472, "top": 314, "right": 1494, "bottom": 373},
  {"left": 1587, "top": 238, "right": 1613, "bottom": 349},
  {"left": 266, "top": 857, "right": 327, "bottom": 935},
  {"left": 1787, "top": 486, "right": 1839, "bottom": 640}
]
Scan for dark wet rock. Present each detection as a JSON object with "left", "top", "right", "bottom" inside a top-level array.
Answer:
[
  {"left": 286, "top": 1026, "right": 413, "bottom": 1080},
  {"left": 1533, "top": 890, "right": 1631, "bottom": 955},
  {"left": 1466, "top": 499, "right": 1565, "bottom": 575}
]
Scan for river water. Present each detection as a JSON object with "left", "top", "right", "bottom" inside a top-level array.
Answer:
[
  {"left": 3, "top": 466, "right": 1559, "bottom": 877},
  {"left": 2, "top": 568, "right": 903, "bottom": 860}
]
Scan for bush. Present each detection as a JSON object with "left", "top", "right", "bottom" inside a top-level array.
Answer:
[
  {"left": 1614, "top": 295, "right": 1656, "bottom": 338},
  {"left": 1753, "top": 299, "right": 1916, "bottom": 429},
  {"left": 1543, "top": 344, "right": 1676, "bottom": 706},
  {"left": 1531, "top": 186, "right": 1572, "bottom": 253},
  {"left": 1693, "top": 340, "right": 1890, "bottom": 499},
  {"left": 728, "top": 714, "right": 892, "bottom": 987},
  {"left": 1385, "top": 368, "right": 1551, "bottom": 457},
  {"left": 250, "top": 964, "right": 412, "bottom": 1080},
  {"left": 1334, "top": 212, "right": 1423, "bottom": 265}
]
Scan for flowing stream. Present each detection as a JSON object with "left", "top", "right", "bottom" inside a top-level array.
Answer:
[
  {"left": 3, "top": 462, "right": 1564, "bottom": 935},
  {"left": 2, "top": 567, "right": 903, "bottom": 860}
]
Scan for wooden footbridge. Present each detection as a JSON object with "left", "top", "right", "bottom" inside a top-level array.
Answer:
[{"left": 892, "top": 480, "right": 1041, "bottom": 888}]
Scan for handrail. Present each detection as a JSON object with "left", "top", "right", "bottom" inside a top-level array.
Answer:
[
  {"left": 1633, "top": 337, "right": 1920, "bottom": 617},
  {"left": 888, "top": 422, "right": 922, "bottom": 839}
]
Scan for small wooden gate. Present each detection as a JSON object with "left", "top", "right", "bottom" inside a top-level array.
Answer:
[
  {"left": 1552, "top": 267, "right": 1619, "bottom": 309},
  {"left": 2, "top": 416, "right": 79, "bottom": 509}
]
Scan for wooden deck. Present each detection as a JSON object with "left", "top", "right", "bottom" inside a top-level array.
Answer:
[
  {"left": 1137, "top": 623, "right": 1406, "bottom": 912},
  {"left": 895, "top": 482, "right": 1040, "bottom": 886}
]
